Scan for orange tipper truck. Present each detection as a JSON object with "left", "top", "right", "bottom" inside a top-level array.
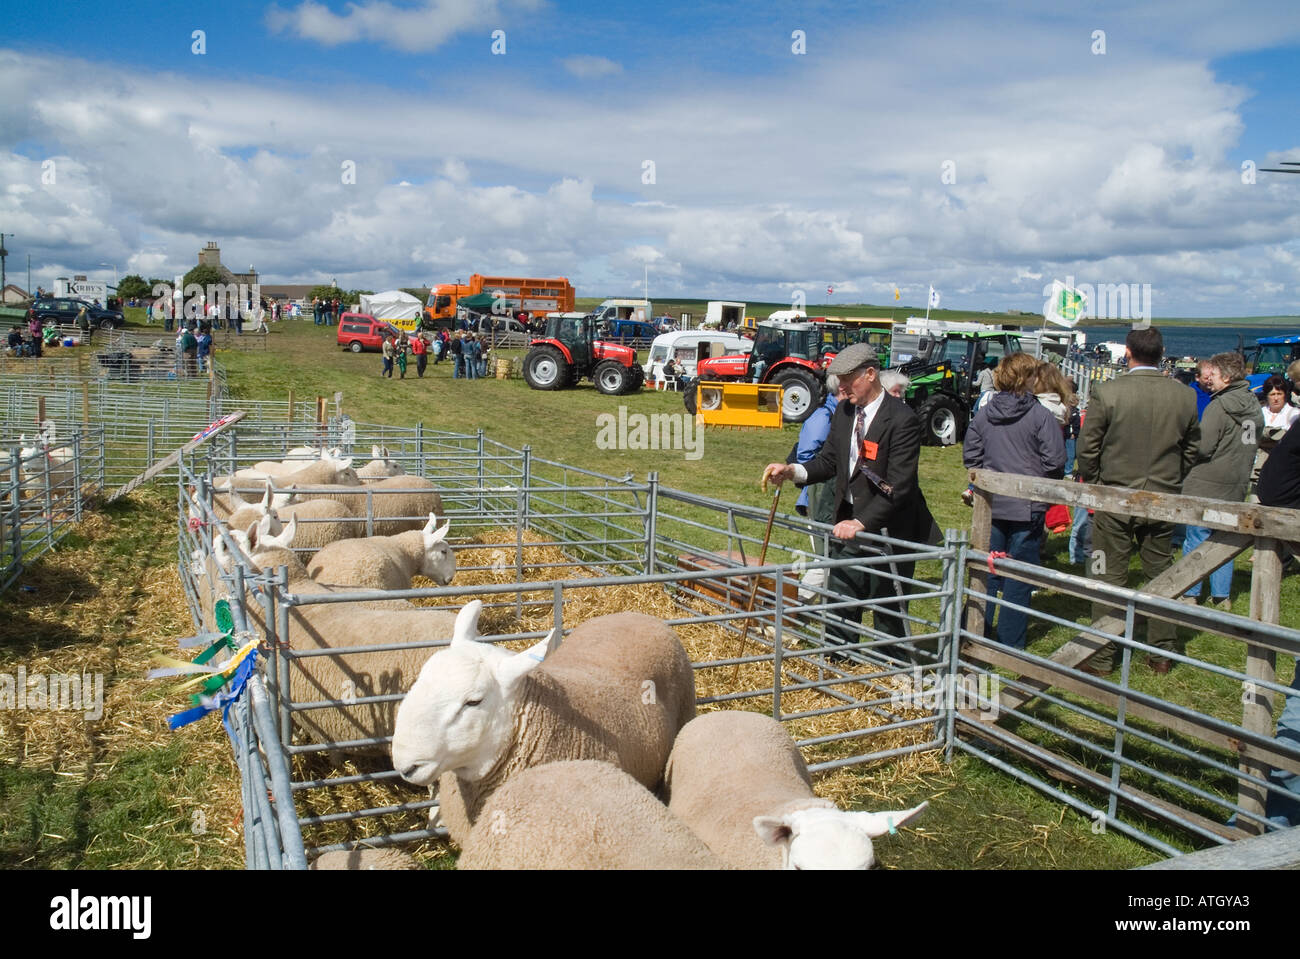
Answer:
[{"left": 425, "top": 275, "right": 575, "bottom": 328}]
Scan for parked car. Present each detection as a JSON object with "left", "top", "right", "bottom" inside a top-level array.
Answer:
[
  {"left": 27, "top": 296, "right": 125, "bottom": 330},
  {"left": 337, "top": 313, "right": 400, "bottom": 353},
  {"left": 602, "top": 318, "right": 658, "bottom": 341},
  {"left": 473, "top": 315, "right": 529, "bottom": 338}
]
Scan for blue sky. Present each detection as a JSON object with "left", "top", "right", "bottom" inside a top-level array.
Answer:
[{"left": 3, "top": 0, "right": 1299, "bottom": 316}]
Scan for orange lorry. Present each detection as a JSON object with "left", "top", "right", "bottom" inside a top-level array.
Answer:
[{"left": 424, "top": 275, "right": 575, "bottom": 328}]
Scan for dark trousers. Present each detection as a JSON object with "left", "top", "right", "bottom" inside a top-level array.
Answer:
[
  {"left": 382, "top": 357, "right": 393, "bottom": 377},
  {"left": 416, "top": 354, "right": 427, "bottom": 377},
  {"left": 1088, "top": 511, "right": 1178, "bottom": 671},
  {"left": 826, "top": 539, "right": 918, "bottom": 651},
  {"left": 987, "top": 517, "right": 1044, "bottom": 650}
]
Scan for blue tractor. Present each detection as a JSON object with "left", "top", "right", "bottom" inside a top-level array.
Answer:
[{"left": 1241, "top": 334, "right": 1300, "bottom": 395}]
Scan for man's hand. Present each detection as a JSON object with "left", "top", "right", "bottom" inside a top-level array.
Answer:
[
  {"left": 832, "top": 518, "right": 865, "bottom": 541},
  {"left": 761, "top": 463, "right": 794, "bottom": 491}
]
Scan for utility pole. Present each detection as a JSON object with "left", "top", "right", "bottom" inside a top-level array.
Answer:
[{"left": 0, "top": 233, "right": 10, "bottom": 299}]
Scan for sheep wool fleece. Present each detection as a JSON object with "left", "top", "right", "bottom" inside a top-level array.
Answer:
[
  {"left": 458, "top": 760, "right": 728, "bottom": 870},
  {"left": 438, "top": 612, "right": 697, "bottom": 844},
  {"left": 665, "top": 710, "right": 834, "bottom": 869}
]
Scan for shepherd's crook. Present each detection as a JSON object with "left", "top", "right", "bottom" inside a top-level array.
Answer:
[{"left": 731, "top": 485, "right": 782, "bottom": 683}]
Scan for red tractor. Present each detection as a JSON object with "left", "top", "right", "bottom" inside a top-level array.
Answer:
[
  {"left": 523, "top": 312, "right": 645, "bottom": 395},
  {"left": 682, "top": 320, "right": 855, "bottom": 423}
]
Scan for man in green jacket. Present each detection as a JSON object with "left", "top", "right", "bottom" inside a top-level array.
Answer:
[
  {"left": 1076, "top": 327, "right": 1200, "bottom": 674},
  {"left": 1180, "top": 352, "right": 1263, "bottom": 611}
]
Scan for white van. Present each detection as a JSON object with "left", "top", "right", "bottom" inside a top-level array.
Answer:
[
  {"left": 644, "top": 330, "right": 752, "bottom": 385},
  {"left": 591, "top": 298, "right": 652, "bottom": 325}
]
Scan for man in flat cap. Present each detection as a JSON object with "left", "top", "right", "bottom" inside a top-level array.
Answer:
[{"left": 763, "top": 344, "right": 939, "bottom": 656}]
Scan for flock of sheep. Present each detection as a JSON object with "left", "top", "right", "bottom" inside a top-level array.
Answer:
[{"left": 189, "top": 446, "right": 928, "bottom": 870}]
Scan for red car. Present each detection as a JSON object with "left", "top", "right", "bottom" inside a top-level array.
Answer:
[{"left": 338, "top": 313, "right": 400, "bottom": 353}]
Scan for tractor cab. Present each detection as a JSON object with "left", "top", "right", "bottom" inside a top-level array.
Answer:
[
  {"left": 544, "top": 311, "right": 594, "bottom": 368},
  {"left": 896, "top": 331, "right": 1023, "bottom": 445},
  {"left": 1242, "top": 335, "right": 1300, "bottom": 394}
]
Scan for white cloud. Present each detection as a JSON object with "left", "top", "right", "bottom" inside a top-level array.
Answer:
[
  {"left": 265, "top": 0, "right": 539, "bottom": 52},
  {"left": 562, "top": 55, "right": 622, "bottom": 79},
  {"left": 2, "top": 5, "right": 1298, "bottom": 315}
]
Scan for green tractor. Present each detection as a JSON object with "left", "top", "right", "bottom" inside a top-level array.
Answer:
[{"left": 892, "top": 330, "right": 1023, "bottom": 445}]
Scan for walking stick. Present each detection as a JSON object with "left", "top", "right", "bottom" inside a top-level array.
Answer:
[{"left": 731, "top": 484, "right": 782, "bottom": 683}]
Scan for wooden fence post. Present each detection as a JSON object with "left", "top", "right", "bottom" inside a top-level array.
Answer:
[
  {"left": 1240, "top": 537, "right": 1282, "bottom": 834},
  {"left": 963, "top": 480, "right": 993, "bottom": 640}
]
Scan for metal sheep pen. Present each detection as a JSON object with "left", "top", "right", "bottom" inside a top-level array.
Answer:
[{"left": 177, "top": 422, "right": 1300, "bottom": 868}]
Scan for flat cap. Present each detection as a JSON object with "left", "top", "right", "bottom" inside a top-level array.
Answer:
[{"left": 825, "top": 342, "right": 881, "bottom": 375}]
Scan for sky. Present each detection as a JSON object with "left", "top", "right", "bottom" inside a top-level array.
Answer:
[{"left": 2, "top": 0, "right": 1299, "bottom": 317}]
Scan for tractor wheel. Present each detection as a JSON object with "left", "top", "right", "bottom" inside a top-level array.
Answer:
[
  {"left": 626, "top": 363, "right": 645, "bottom": 394},
  {"left": 771, "top": 368, "right": 821, "bottom": 424},
  {"left": 699, "top": 386, "right": 724, "bottom": 410},
  {"left": 682, "top": 378, "right": 699, "bottom": 414},
  {"left": 523, "top": 346, "right": 570, "bottom": 391},
  {"left": 594, "top": 360, "right": 632, "bottom": 396},
  {"left": 916, "top": 395, "right": 965, "bottom": 446}
]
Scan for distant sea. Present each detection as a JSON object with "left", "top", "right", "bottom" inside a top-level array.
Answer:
[{"left": 1061, "top": 324, "right": 1292, "bottom": 359}]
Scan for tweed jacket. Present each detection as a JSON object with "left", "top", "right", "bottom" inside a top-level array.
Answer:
[{"left": 1076, "top": 368, "right": 1200, "bottom": 494}]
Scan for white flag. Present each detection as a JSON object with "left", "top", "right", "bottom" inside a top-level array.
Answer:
[
  {"left": 1044, "top": 281, "right": 1086, "bottom": 328},
  {"left": 928, "top": 286, "right": 941, "bottom": 309}
]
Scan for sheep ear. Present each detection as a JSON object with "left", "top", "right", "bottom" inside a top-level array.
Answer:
[
  {"left": 337, "top": 457, "right": 353, "bottom": 471},
  {"left": 263, "top": 515, "right": 296, "bottom": 550},
  {"left": 424, "top": 513, "right": 447, "bottom": 544},
  {"left": 260, "top": 482, "right": 273, "bottom": 510},
  {"left": 495, "top": 642, "right": 544, "bottom": 696},
  {"left": 853, "top": 801, "right": 928, "bottom": 838},
  {"left": 450, "top": 600, "right": 483, "bottom": 647},
  {"left": 753, "top": 815, "right": 795, "bottom": 848},
  {"left": 245, "top": 520, "right": 260, "bottom": 551},
  {"left": 523, "top": 629, "right": 554, "bottom": 663}
]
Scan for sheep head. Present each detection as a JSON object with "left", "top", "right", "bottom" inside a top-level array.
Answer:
[
  {"left": 753, "top": 801, "right": 928, "bottom": 870},
  {"left": 391, "top": 600, "right": 551, "bottom": 787},
  {"left": 419, "top": 512, "right": 455, "bottom": 585}
]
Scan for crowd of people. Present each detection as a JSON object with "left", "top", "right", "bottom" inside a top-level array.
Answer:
[
  {"left": 376, "top": 328, "right": 494, "bottom": 381},
  {"left": 762, "top": 326, "right": 1299, "bottom": 826}
]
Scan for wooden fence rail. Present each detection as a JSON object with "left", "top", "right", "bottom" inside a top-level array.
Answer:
[{"left": 965, "top": 468, "right": 1297, "bottom": 834}]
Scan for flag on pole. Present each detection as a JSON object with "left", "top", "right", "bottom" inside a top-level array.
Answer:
[
  {"left": 827, "top": 285, "right": 834, "bottom": 296},
  {"left": 894, "top": 287, "right": 900, "bottom": 301},
  {"left": 928, "top": 287, "right": 941, "bottom": 309},
  {"left": 1044, "top": 281, "right": 1086, "bottom": 327}
]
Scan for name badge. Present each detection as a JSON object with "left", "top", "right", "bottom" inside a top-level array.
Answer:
[{"left": 860, "top": 440, "right": 879, "bottom": 461}]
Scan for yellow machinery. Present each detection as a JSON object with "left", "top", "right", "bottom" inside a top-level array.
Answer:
[{"left": 694, "top": 381, "right": 784, "bottom": 429}]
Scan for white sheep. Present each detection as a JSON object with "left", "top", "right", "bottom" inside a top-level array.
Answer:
[
  {"left": 306, "top": 512, "right": 454, "bottom": 598},
  {"left": 664, "top": 710, "right": 928, "bottom": 870},
  {"left": 458, "top": 760, "right": 728, "bottom": 870},
  {"left": 227, "top": 455, "right": 358, "bottom": 491},
  {"left": 221, "top": 524, "right": 470, "bottom": 752},
  {"left": 391, "top": 602, "right": 697, "bottom": 845},
  {"left": 309, "top": 848, "right": 420, "bottom": 870},
  {"left": 272, "top": 497, "right": 364, "bottom": 552},
  {"left": 18, "top": 435, "right": 75, "bottom": 498},
  {"left": 357, "top": 445, "right": 407, "bottom": 483},
  {"left": 288, "top": 473, "right": 443, "bottom": 537}
]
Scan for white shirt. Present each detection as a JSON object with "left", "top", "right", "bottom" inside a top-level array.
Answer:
[
  {"left": 1264, "top": 404, "right": 1300, "bottom": 430},
  {"left": 790, "top": 390, "right": 886, "bottom": 495}
]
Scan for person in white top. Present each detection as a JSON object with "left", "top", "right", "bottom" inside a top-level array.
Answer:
[{"left": 1261, "top": 375, "right": 1300, "bottom": 430}]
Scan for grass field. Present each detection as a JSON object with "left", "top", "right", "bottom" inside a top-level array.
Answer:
[{"left": 1, "top": 313, "right": 1294, "bottom": 869}]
